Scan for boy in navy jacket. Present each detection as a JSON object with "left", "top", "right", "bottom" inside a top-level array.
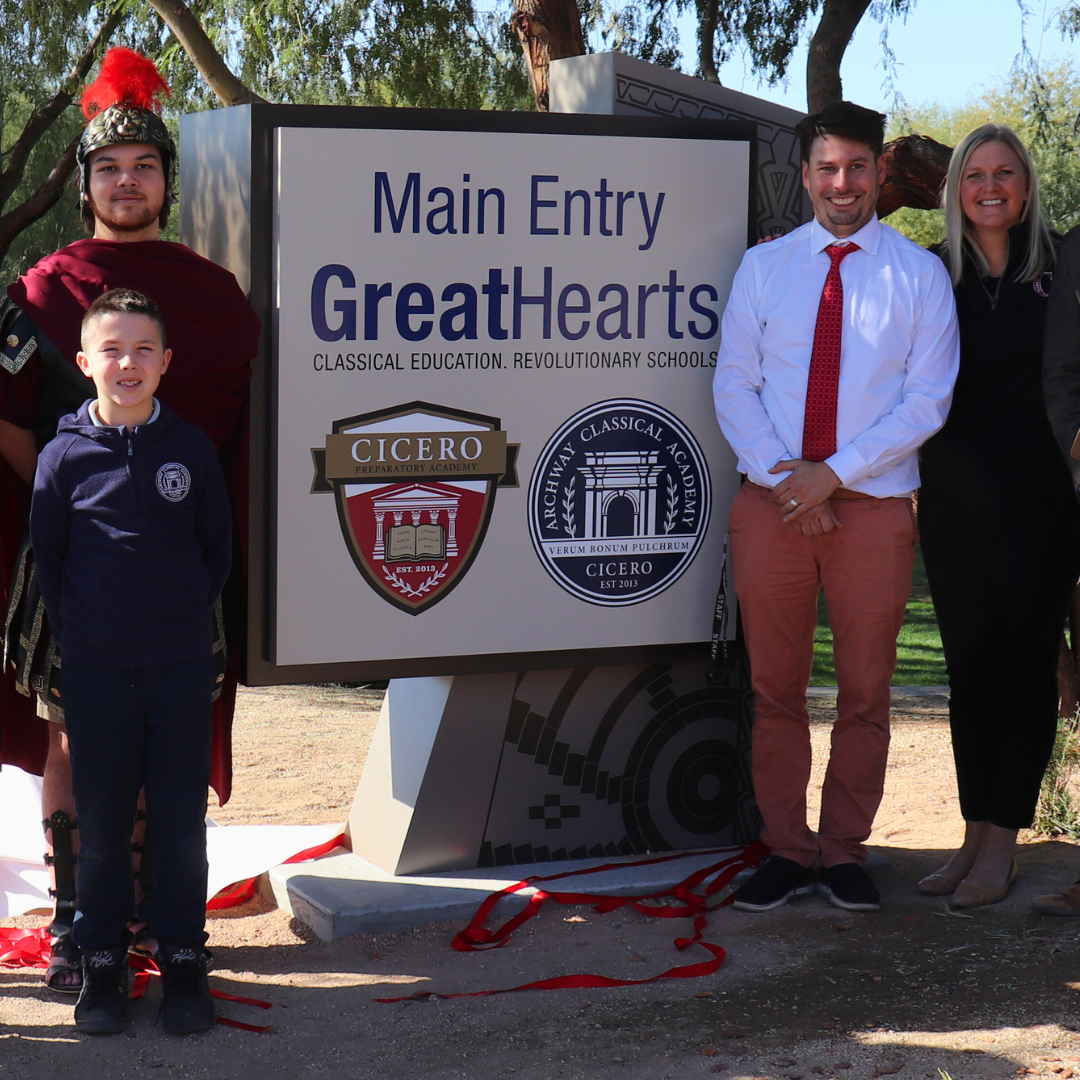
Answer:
[{"left": 31, "top": 288, "right": 230, "bottom": 1036}]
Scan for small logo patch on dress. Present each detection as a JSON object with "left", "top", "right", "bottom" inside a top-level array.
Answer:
[{"left": 156, "top": 462, "right": 191, "bottom": 502}]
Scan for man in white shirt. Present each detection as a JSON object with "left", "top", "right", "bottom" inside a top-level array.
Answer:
[{"left": 713, "top": 101, "right": 959, "bottom": 913}]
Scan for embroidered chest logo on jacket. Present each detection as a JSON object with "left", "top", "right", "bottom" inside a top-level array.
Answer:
[{"left": 156, "top": 462, "right": 191, "bottom": 502}]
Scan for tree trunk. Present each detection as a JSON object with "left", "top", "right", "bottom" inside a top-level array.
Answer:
[
  {"left": 698, "top": 0, "right": 721, "bottom": 85},
  {"left": 876, "top": 134, "right": 952, "bottom": 217},
  {"left": 142, "top": 0, "right": 268, "bottom": 106},
  {"left": 512, "top": 0, "right": 586, "bottom": 112},
  {"left": 806, "top": 0, "right": 871, "bottom": 113}
]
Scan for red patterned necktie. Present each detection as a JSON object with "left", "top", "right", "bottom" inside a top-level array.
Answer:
[{"left": 802, "top": 242, "right": 859, "bottom": 462}]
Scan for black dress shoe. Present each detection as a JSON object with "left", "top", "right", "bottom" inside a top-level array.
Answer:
[
  {"left": 732, "top": 855, "right": 815, "bottom": 912},
  {"left": 818, "top": 862, "right": 880, "bottom": 912}
]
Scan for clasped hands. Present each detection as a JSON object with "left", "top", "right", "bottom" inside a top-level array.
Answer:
[{"left": 768, "top": 458, "right": 843, "bottom": 535}]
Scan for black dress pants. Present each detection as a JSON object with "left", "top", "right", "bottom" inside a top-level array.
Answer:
[
  {"left": 63, "top": 657, "right": 215, "bottom": 952},
  {"left": 919, "top": 488, "right": 1080, "bottom": 829}
]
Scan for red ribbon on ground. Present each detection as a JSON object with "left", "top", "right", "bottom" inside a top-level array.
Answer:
[
  {"left": 0, "top": 926, "right": 50, "bottom": 968},
  {"left": 206, "top": 832, "right": 346, "bottom": 911},
  {"left": 0, "top": 831, "right": 346, "bottom": 1031},
  {"left": 374, "top": 840, "right": 768, "bottom": 1003}
]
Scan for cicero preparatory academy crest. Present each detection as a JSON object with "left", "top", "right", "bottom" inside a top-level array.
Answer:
[
  {"left": 311, "top": 401, "right": 517, "bottom": 614},
  {"left": 528, "top": 399, "right": 710, "bottom": 606}
]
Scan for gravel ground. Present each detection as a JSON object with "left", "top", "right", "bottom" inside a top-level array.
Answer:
[{"left": 2, "top": 684, "right": 1078, "bottom": 1079}]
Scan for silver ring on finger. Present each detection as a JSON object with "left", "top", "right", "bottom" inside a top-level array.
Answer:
[{"left": 788, "top": 498, "right": 799, "bottom": 509}]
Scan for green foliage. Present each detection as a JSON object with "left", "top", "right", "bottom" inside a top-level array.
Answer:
[
  {"left": 585, "top": 0, "right": 682, "bottom": 69},
  {"left": 1, "top": 0, "right": 537, "bottom": 279},
  {"left": 0, "top": 93, "right": 88, "bottom": 282},
  {"left": 1032, "top": 712, "right": 1080, "bottom": 840},
  {"left": 887, "top": 206, "right": 945, "bottom": 249},
  {"left": 885, "top": 62, "right": 1080, "bottom": 245},
  {"left": 119, "top": 0, "right": 533, "bottom": 113},
  {"left": 693, "top": 0, "right": 821, "bottom": 84},
  {"left": 0, "top": 1, "right": 118, "bottom": 279},
  {"left": 636, "top": 0, "right": 913, "bottom": 94}
]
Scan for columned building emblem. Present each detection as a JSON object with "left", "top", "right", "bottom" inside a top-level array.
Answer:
[
  {"left": 578, "top": 451, "right": 665, "bottom": 540},
  {"left": 311, "top": 402, "right": 517, "bottom": 614},
  {"left": 528, "top": 399, "right": 711, "bottom": 606}
]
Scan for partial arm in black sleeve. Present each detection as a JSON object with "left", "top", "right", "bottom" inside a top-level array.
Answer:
[
  {"left": 1044, "top": 226, "right": 1080, "bottom": 493},
  {"left": 28, "top": 443, "right": 71, "bottom": 647},
  {"left": 195, "top": 440, "right": 233, "bottom": 605}
]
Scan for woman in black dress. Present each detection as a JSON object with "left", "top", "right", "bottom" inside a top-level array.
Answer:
[{"left": 917, "top": 124, "right": 1080, "bottom": 908}]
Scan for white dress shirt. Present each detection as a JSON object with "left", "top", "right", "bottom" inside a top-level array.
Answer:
[{"left": 713, "top": 215, "right": 959, "bottom": 497}]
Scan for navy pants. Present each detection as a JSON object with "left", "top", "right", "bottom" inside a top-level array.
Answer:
[{"left": 63, "top": 658, "right": 215, "bottom": 952}]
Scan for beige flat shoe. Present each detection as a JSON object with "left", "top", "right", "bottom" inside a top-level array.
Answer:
[
  {"left": 1030, "top": 880, "right": 1080, "bottom": 916},
  {"left": 952, "top": 861, "right": 1019, "bottom": 910},
  {"left": 916, "top": 866, "right": 967, "bottom": 896}
]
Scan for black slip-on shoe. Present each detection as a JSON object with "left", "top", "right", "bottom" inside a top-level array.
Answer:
[
  {"left": 819, "top": 862, "right": 881, "bottom": 912},
  {"left": 732, "top": 855, "right": 816, "bottom": 912},
  {"left": 74, "top": 945, "right": 130, "bottom": 1035},
  {"left": 158, "top": 946, "right": 216, "bottom": 1035}
]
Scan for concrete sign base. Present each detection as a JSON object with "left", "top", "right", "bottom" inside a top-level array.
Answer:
[{"left": 347, "top": 661, "right": 759, "bottom": 876}]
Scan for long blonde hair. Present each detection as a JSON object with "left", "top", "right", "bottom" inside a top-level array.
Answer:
[{"left": 941, "top": 123, "right": 1054, "bottom": 286}]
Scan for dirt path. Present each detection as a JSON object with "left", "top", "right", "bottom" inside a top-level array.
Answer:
[{"left": 3, "top": 685, "right": 1079, "bottom": 1080}]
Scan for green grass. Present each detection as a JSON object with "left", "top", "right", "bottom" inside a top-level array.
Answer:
[
  {"left": 810, "top": 547, "right": 947, "bottom": 686},
  {"left": 1033, "top": 711, "right": 1080, "bottom": 839}
]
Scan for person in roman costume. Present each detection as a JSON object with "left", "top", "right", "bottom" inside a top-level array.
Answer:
[{"left": 0, "top": 47, "right": 260, "bottom": 991}]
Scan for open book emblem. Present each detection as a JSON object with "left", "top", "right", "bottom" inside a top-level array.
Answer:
[{"left": 311, "top": 401, "right": 518, "bottom": 614}]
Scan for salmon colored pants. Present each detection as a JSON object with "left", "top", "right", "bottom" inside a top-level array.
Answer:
[{"left": 729, "top": 482, "right": 917, "bottom": 868}]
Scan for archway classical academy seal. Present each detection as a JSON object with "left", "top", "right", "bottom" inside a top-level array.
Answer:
[{"left": 528, "top": 398, "right": 711, "bottom": 606}]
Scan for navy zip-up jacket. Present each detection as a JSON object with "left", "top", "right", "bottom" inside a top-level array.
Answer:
[{"left": 30, "top": 400, "right": 232, "bottom": 668}]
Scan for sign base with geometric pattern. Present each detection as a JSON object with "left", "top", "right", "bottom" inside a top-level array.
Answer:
[{"left": 347, "top": 660, "right": 758, "bottom": 876}]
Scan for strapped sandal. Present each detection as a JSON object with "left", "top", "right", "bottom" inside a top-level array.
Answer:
[
  {"left": 42, "top": 810, "right": 81, "bottom": 995},
  {"left": 127, "top": 925, "right": 155, "bottom": 961},
  {"left": 45, "top": 933, "right": 82, "bottom": 994}
]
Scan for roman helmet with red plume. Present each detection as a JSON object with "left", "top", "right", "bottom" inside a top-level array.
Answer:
[{"left": 77, "top": 47, "right": 176, "bottom": 227}]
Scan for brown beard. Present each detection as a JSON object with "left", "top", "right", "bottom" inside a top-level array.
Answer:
[{"left": 86, "top": 190, "right": 163, "bottom": 235}]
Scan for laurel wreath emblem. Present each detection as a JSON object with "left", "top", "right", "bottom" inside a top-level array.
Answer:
[
  {"left": 663, "top": 474, "right": 679, "bottom": 535},
  {"left": 382, "top": 561, "right": 450, "bottom": 598},
  {"left": 562, "top": 475, "right": 577, "bottom": 538}
]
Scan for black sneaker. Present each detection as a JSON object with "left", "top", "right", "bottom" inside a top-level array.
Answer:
[
  {"left": 74, "top": 945, "right": 130, "bottom": 1035},
  {"left": 819, "top": 862, "right": 881, "bottom": 912},
  {"left": 732, "top": 855, "right": 815, "bottom": 912},
  {"left": 158, "top": 946, "right": 215, "bottom": 1035}
]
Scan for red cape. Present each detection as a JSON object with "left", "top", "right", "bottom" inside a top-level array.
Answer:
[
  {"left": 3, "top": 239, "right": 260, "bottom": 802},
  {"left": 9, "top": 239, "right": 257, "bottom": 450}
]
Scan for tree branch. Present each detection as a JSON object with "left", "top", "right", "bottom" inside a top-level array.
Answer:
[
  {"left": 0, "top": 136, "right": 80, "bottom": 267},
  {"left": 806, "top": 0, "right": 871, "bottom": 113},
  {"left": 0, "top": 3, "right": 125, "bottom": 213},
  {"left": 697, "top": 0, "right": 720, "bottom": 84},
  {"left": 142, "top": 0, "right": 269, "bottom": 106}
]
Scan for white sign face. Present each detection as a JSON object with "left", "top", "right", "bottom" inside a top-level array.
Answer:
[{"left": 273, "top": 122, "right": 748, "bottom": 668}]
